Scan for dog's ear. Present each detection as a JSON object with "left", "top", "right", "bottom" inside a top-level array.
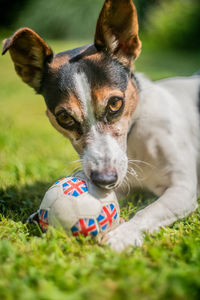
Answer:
[
  {"left": 2, "top": 27, "right": 53, "bottom": 92},
  {"left": 94, "top": 0, "right": 141, "bottom": 67}
]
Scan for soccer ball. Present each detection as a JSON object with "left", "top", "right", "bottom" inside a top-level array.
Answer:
[{"left": 38, "top": 171, "right": 120, "bottom": 239}]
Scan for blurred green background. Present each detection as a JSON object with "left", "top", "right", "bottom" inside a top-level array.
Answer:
[{"left": 1, "top": 0, "right": 200, "bottom": 50}]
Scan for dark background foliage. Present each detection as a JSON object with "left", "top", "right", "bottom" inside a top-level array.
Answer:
[{"left": 0, "top": 0, "right": 200, "bottom": 49}]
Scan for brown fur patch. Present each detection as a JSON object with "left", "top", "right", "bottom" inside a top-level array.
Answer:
[
  {"left": 83, "top": 52, "right": 103, "bottom": 62},
  {"left": 46, "top": 108, "right": 85, "bottom": 153},
  {"left": 92, "top": 86, "right": 124, "bottom": 117},
  {"left": 94, "top": 79, "right": 138, "bottom": 142},
  {"left": 94, "top": 0, "right": 141, "bottom": 67},
  {"left": 50, "top": 54, "right": 70, "bottom": 70},
  {"left": 54, "top": 93, "right": 84, "bottom": 123},
  {"left": 46, "top": 78, "right": 138, "bottom": 155},
  {"left": 124, "top": 80, "right": 138, "bottom": 117},
  {"left": 2, "top": 27, "right": 53, "bottom": 91}
]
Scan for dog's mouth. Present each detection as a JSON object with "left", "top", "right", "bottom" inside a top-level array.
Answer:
[
  {"left": 93, "top": 181, "right": 118, "bottom": 190},
  {"left": 89, "top": 170, "right": 119, "bottom": 190}
]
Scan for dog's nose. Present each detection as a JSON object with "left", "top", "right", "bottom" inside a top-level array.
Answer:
[{"left": 90, "top": 171, "right": 118, "bottom": 188}]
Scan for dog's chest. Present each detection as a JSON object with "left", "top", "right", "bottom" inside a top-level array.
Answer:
[{"left": 125, "top": 127, "right": 172, "bottom": 196}]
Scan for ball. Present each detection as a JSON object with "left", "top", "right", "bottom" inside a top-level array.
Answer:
[{"left": 38, "top": 171, "right": 120, "bottom": 239}]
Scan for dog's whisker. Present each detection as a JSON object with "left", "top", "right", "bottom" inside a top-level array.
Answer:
[
  {"left": 128, "top": 161, "right": 144, "bottom": 175},
  {"left": 126, "top": 178, "right": 131, "bottom": 195},
  {"left": 127, "top": 167, "right": 143, "bottom": 189},
  {"left": 70, "top": 166, "right": 82, "bottom": 175},
  {"left": 128, "top": 159, "right": 154, "bottom": 169},
  {"left": 127, "top": 168, "right": 137, "bottom": 178},
  {"left": 70, "top": 163, "right": 82, "bottom": 169},
  {"left": 69, "top": 159, "right": 82, "bottom": 164},
  {"left": 126, "top": 176, "right": 131, "bottom": 195},
  {"left": 121, "top": 175, "right": 131, "bottom": 195},
  {"left": 69, "top": 160, "right": 83, "bottom": 170}
]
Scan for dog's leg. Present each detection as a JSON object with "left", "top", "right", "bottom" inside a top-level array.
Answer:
[{"left": 102, "top": 168, "right": 198, "bottom": 251}]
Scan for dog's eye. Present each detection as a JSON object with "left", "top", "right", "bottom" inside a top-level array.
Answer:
[
  {"left": 56, "top": 111, "right": 75, "bottom": 128},
  {"left": 108, "top": 97, "right": 124, "bottom": 113}
]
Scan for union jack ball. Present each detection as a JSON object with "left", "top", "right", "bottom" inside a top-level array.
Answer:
[{"left": 38, "top": 171, "right": 120, "bottom": 238}]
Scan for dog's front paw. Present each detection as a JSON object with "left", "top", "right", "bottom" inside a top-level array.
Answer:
[{"left": 101, "top": 221, "right": 143, "bottom": 252}]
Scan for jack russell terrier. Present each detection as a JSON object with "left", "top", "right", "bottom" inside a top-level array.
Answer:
[{"left": 2, "top": 0, "right": 200, "bottom": 251}]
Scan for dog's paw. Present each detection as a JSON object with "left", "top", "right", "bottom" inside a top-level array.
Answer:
[{"left": 101, "top": 221, "right": 143, "bottom": 252}]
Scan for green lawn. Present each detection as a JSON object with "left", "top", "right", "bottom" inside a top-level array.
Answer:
[{"left": 0, "top": 38, "right": 200, "bottom": 300}]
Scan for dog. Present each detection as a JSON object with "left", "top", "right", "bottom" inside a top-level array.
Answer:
[{"left": 2, "top": 0, "right": 200, "bottom": 252}]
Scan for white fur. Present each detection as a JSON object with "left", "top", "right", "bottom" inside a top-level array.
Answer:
[
  {"left": 74, "top": 72, "right": 95, "bottom": 124},
  {"left": 82, "top": 125, "right": 128, "bottom": 188},
  {"left": 104, "top": 74, "right": 200, "bottom": 251},
  {"left": 105, "top": 32, "right": 119, "bottom": 52}
]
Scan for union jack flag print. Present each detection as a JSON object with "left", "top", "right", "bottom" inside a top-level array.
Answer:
[
  {"left": 71, "top": 218, "right": 98, "bottom": 237},
  {"left": 39, "top": 209, "right": 48, "bottom": 232},
  {"left": 97, "top": 203, "right": 118, "bottom": 231},
  {"left": 62, "top": 178, "right": 88, "bottom": 197}
]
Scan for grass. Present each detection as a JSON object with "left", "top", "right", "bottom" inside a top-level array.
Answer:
[{"left": 0, "top": 38, "right": 200, "bottom": 300}]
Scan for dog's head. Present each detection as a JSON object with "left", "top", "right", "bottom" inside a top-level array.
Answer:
[{"left": 2, "top": 0, "right": 141, "bottom": 189}]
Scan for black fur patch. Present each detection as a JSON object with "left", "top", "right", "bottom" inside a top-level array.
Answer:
[
  {"left": 131, "top": 72, "right": 140, "bottom": 93},
  {"left": 42, "top": 44, "right": 130, "bottom": 113}
]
